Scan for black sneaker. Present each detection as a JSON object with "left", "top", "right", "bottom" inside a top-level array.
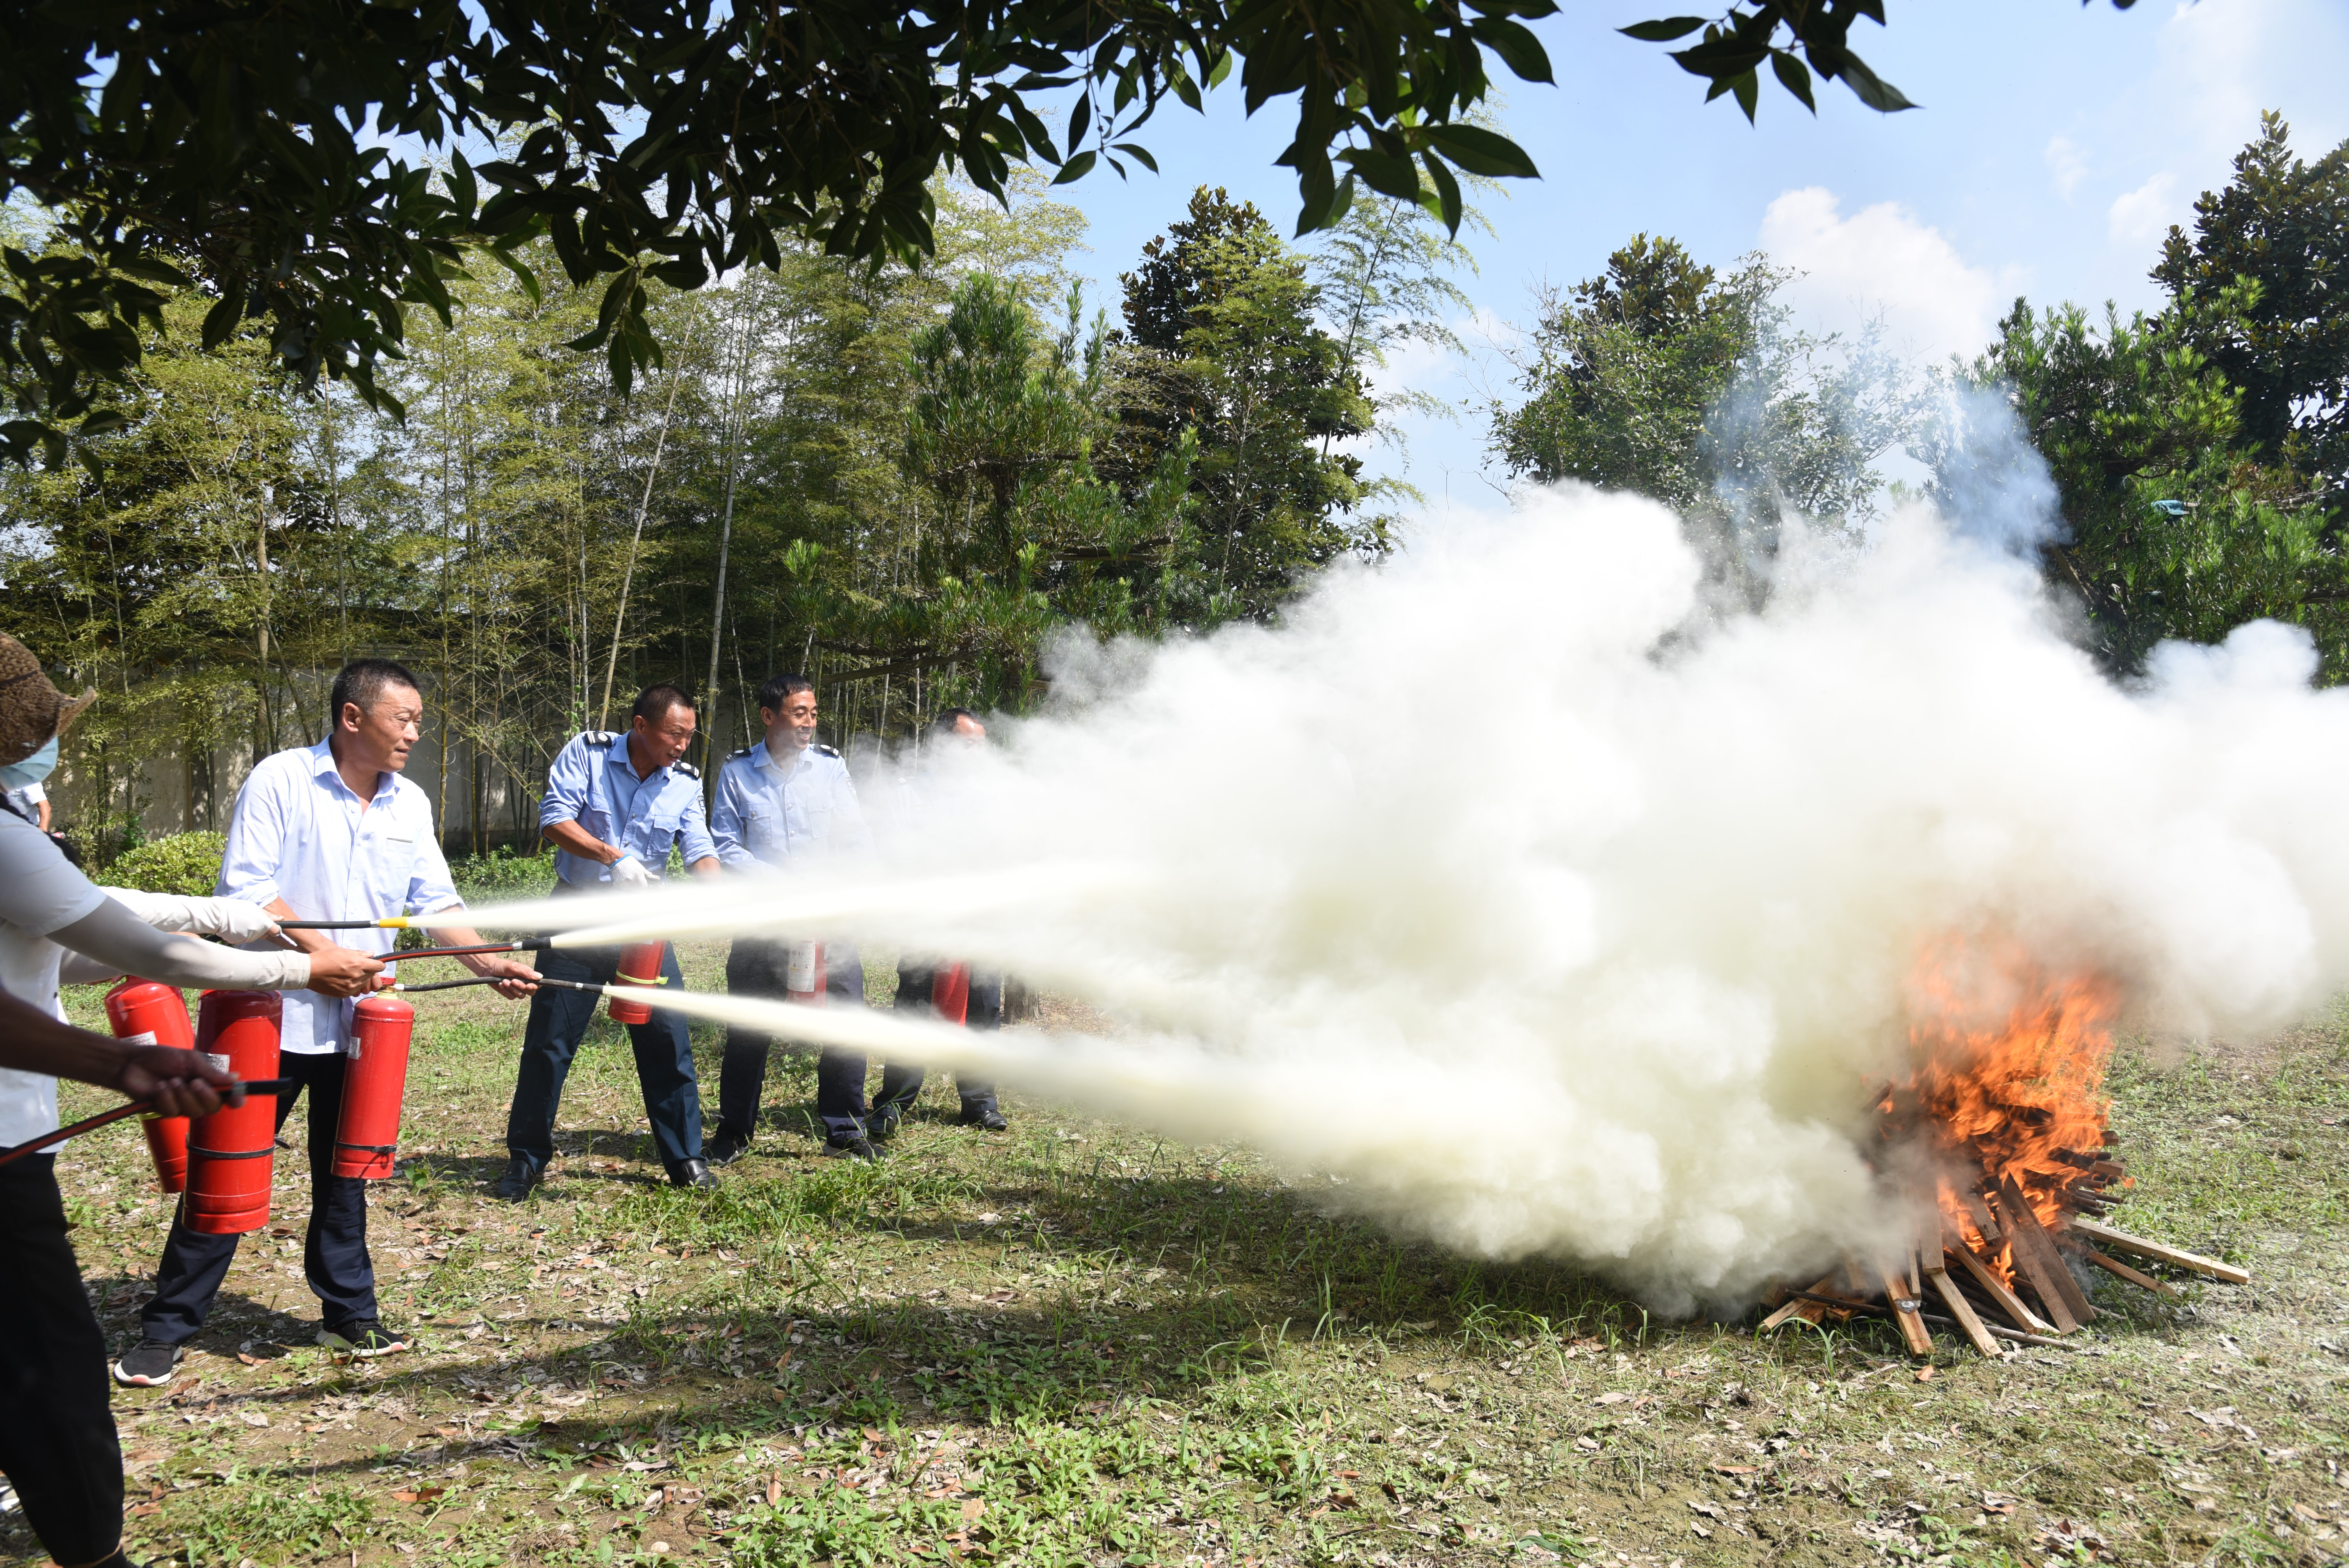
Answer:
[
  {"left": 492, "top": 1156, "right": 542, "bottom": 1201},
  {"left": 822, "top": 1134, "right": 879, "bottom": 1162},
  {"left": 958, "top": 1102, "right": 1009, "bottom": 1131},
  {"left": 870, "top": 1105, "right": 905, "bottom": 1140},
  {"left": 669, "top": 1157, "right": 717, "bottom": 1190},
  {"left": 707, "top": 1130, "right": 750, "bottom": 1167},
  {"left": 112, "top": 1338, "right": 183, "bottom": 1387},
  {"left": 321, "top": 1319, "right": 411, "bottom": 1358}
]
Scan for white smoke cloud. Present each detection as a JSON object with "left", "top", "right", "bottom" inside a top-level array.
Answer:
[{"left": 488, "top": 477, "right": 2349, "bottom": 1314}]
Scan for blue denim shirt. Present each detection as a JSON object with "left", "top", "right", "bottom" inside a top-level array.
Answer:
[
  {"left": 709, "top": 741, "right": 872, "bottom": 871},
  {"left": 539, "top": 731, "right": 716, "bottom": 886}
]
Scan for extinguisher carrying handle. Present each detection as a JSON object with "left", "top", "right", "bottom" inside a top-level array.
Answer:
[{"left": 0, "top": 1079, "right": 294, "bottom": 1169}]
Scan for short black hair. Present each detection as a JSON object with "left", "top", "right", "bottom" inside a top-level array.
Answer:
[
  {"left": 932, "top": 706, "right": 981, "bottom": 738},
  {"left": 329, "top": 659, "right": 421, "bottom": 729},
  {"left": 756, "top": 674, "right": 815, "bottom": 714},
  {"left": 631, "top": 684, "right": 694, "bottom": 725}
]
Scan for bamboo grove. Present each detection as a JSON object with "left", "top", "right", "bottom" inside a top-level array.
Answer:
[{"left": 1, "top": 176, "right": 1474, "bottom": 857}]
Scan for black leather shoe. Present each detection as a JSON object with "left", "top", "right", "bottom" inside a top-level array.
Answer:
[
  {"left": 669, "top": 1157, "right": 717, "bottom": 1190},
  {"left": 870, "top": 1105, "right": 904, "bottom": 1140},
  {"left": 958, "top": 1102, "right": 1009, "bottom": 1131},
  {"left": 707, "top": 1130, "right": 750, "bottom": 1167},
  {"left": 822, "top": 1134, "right": 879, "bottom": 1162},
  {"left": 492, "top": 1156, "right": 542, "bottom": 1201}
]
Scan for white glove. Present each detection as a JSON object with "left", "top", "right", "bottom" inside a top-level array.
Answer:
[
  {"left": 200, "top": 899, "right": 284, "bottom": 944},
  {"left": 100, "top": 889, "right": 281, "bottom": 944},
  {"left": 610, "top": 855, "right": 653, "bottom": 889}
]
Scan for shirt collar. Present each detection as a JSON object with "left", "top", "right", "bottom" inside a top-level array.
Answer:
[
  {"left": 610, "top": 738, "right": 666, "bottom": 786},
  {"left": 309, "top": 736, "right": 395, "bottom": 805},
  {"left": 756, "top": 740, "right": 810, "bottom": 774}
]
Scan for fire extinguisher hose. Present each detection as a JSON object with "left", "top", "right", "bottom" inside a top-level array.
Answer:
[{"left": 0, "top": 1080, "right": 295, "bottom": 1169}]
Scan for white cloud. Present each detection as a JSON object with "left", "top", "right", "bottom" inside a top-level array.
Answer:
[
  {"left": 1757, "top": 188, "right": 2004, "bottom": 362},
  {"left": 2044, "top": 135, "right": 2091, "bottom": 200},
  {"left": 2108, "top": 172, "right": 2183, "bottom": 248},
  {"left": 2085, "top": 0, "right": 2349, "bottom": 259}
]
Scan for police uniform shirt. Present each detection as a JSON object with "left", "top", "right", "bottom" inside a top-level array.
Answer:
[
  {"left": 540, "top": 731, "right": 716, "bottom": 887},
  {"left": 709, "top": 740, "right": 873, "bottom": 871}
]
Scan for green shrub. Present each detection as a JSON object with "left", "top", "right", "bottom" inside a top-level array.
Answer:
[
  {"left": 448, "top": 845, "right": 557, "bottom": 905},
  {"left": 102, "top": 831, "right": 227, "bottom": 896}
]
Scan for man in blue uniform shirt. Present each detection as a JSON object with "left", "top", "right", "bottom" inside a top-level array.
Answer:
[
  {"left": 707, "top": 674, "right": 878, "bottom": 1162},
  {"left": 495, "top": 684, "right": 722, "bottom": 1199},
  {"left": 872, "top": 707, "right": 1010, "bottom": 1134}
]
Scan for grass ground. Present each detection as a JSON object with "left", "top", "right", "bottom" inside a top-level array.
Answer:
[{"left": 14, "top": 943, "right": 2349, "bottom": 1568}]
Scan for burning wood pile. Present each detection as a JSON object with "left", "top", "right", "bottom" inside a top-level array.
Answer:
[{"left": 1764, "top": 938, "right": 2248, "bottom": 1358}]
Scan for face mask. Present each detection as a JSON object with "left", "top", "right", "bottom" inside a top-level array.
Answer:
[{"left": 0, "top": 736, "right": 59, "bottom": 791}]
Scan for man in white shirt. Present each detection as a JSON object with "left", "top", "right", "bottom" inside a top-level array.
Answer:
[{"left": 116, "top": 659, "right": 537, "bottom": 1388}]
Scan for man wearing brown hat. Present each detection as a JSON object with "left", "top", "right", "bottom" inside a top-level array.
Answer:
[{"left": 0, "top": 634, "right": 391, "bottom": 1568}]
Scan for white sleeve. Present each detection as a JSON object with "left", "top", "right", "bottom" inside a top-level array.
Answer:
[
  {"left": 48, "top": 898, "right": 311, "bottom": 992},
  {"left": 96, "top": 887, "right": 277, "bottom": 942}
]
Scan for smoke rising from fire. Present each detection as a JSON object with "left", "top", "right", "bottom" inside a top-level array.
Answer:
[{"left": 483, "top": 476, "right": 2349, "bottom": 1312}]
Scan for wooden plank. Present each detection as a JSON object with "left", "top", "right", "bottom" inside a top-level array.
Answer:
[
  {"left": 1878, "top": 1261, "right": 1934, "bottom": 1357},
  {"left": 1944, "top": 1235, "right": 2059, "bottom": 1335},
  {"left": 1928, "top": 1270, "right": 2004, "bottom": 1357},
  {"left": 2085, "top": 1249, "right": 2179, "bottom": 1299},
  {"left": 1999, "top": 1179, "right": 2092, "bottom": 1330},
  {"left": 1959, "top": 1187, "right": 2001, "bottom": 1242},
  {"left": 1761, "top": 1274, "right": 1842, "bottom": 1330},
  {"left": 2071, "top": 1217, "right": 2249, "bottom": 1285}
]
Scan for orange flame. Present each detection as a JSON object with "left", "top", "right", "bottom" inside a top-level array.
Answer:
[{"left": 1890, "top": 934, "right": 2122, "bottom": 1279}]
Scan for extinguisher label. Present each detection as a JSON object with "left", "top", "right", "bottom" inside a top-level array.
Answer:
[
  {"left": 121, "top": 1031, "right": 158, "bottom": 1047},
  {"left": 787, "top": 941, "right": 822, "bottom": 993},
  {"left": 204, "top": 1053, "right": 230, "bottom": 1073}
]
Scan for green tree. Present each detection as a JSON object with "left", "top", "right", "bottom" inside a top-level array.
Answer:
[
  {"left": 1490, "top": 233, "right": 1909, "bottom": 574},
  {"left": 1313, "top": 182, "right": 1486, "bottom": 469},
  {"left": 2153, "top": 113, "right": 2349, "bottom": 489},
  {"left": 0, "top": 287, "right": 369, "bottom": 852},
  {"left": 1117, "top": 188, "right": 1378, "bottom": 623},
  {"left": 1935, "top": 290, "right": 2347, "bottom": 677},
  {"left": 0, "top": 0, "right": 1577, "bottom": 462}
]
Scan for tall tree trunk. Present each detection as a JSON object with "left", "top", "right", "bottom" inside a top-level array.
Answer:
[{"left": 599, "top": 326, "right": 697, "bottom": 729}]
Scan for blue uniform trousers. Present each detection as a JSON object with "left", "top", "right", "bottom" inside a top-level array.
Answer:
[
  {"left": 142, "top": 1049, "right": 377, "bottom": 1343},
  {"left": 873, "top": 961, "right": 1002, "bottom": 1116},
  {"left": 505, "top": 939, "right": 703, "bottom": 1174},
  {"left": 718, "top": 937, "right": 868, "bottom": 1140}
]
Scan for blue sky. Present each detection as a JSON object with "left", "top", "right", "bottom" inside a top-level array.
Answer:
[{"left": 1034, "top": 0, "right": 2349, "bottom": 515}]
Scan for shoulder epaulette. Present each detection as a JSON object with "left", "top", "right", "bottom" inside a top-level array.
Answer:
[
  {"left": 727, "top": 745, "right": 759, "bottom": 761},
  {"left": 671, "top": 760, "right": 701, "bottom": 780},
  {"left": 813, "top": 743, "right": 842, "bottom": 758},
  {"left": 579, "top": 730, "right": 618, "bottom": 748}
]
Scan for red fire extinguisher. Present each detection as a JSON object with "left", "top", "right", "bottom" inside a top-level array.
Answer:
[
  {"left": 333, "top": 993, "right": 414, "bottom": 1179},
  {"left": 932, "top": 964, "right": 971, "bottom": 1026},
  {"left": 184, "top": 990, "right": 282, "bottom": 1235},
  {"left": 786, "top": 940, "right": 826, "bottom": 1006},
  {"left": 103, "top": 978, "right": 194, "bottom": 1193},
  {"left": 607, "top": 940, "right": 669, "bottom": 1025}
]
